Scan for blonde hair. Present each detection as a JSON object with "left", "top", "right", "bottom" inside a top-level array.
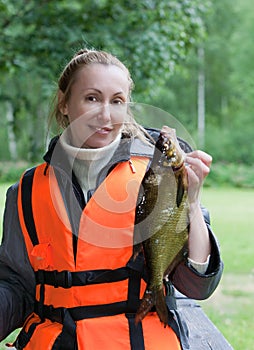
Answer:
[{"left": 50, "top": 48, "right": 153, "bottom": 143}]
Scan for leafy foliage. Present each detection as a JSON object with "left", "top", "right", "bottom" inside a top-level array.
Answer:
[
  {"left": 0, "top": 0, "right": 210, "bottom": 161},
  {"left": 0, "top": 0, "right": 210, "bottom": 91},
  {"left": 1, "top": 0, "right": 254, "bottom": 169},
  {"left": 148, "top": 0, "right": 254, "bottom": 166}
]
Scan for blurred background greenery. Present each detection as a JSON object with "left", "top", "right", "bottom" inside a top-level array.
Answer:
[
  {"left": 1, "top": 0, "right": 254, "bottom": 349},
  {"left": 0, "top": 0, "right": 254, "bottom": 174}
]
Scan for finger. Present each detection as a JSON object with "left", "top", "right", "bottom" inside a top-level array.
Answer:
[
  {"left": 185, "top": 156, "right": 210, "bottom": 179},
  {"left": 186, "top": 165, "right": 200, "bottom": 184},
  {"left": 186, "top": 150, "right": 212, "bottom": 167},
  {"left": 186, "top": 166, "right": 202, "bottom": 203}
]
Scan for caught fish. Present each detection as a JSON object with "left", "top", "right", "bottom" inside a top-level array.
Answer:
[{"left": 134, "top": 126, "right": 189, "bottom": 326}]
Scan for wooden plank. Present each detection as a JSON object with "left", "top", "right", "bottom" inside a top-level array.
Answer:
[{"left": 176, "top": 293, "right": 233, "bottom": 349}]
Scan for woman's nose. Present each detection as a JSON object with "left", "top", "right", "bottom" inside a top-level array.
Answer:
[{"left": 98, "top": 103, "right": 111, "bottom": 122}]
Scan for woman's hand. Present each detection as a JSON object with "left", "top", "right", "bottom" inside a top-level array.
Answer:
[
  {"left": 185, "top": 150, "right": 212, "bottom": 263},
  {"left": 185, "top": 150, "right": 212, "bottom": 204}
]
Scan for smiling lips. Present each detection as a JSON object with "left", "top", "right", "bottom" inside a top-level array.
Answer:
[{"left": 94, "top": 126, "right": 113, "bottom": 135}]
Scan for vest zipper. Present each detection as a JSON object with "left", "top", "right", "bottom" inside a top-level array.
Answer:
[{"left": 129, "top": 160, "right": 136, "bottom": 173}]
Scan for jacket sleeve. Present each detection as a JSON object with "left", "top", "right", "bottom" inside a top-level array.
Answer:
[
  {"left": 172, "top": 206, "right": 224, "bottom": 300},
  {"left": 0, "top": 184, "right": 35, "bottom": 341}
]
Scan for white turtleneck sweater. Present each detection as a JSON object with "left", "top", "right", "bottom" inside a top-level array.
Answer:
[{"left": 60, "top": 131, "right": 121, "bottom": 201}]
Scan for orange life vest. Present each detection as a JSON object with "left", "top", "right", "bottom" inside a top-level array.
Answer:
[{"left": 15, "top": 157, "right": 182, "bottom": 350}]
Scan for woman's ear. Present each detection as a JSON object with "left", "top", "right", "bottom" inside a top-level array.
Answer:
[{"left": 58, "top": 90, "right": 68, "bottom": 115}]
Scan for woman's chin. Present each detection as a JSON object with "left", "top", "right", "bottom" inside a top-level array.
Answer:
[{"left": 82, "top": 136, "right": 114, "bottom": 149}]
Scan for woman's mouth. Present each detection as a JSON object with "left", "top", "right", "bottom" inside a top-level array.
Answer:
[{"left": 94, "top": 126, "right": 113, "bottom": 135}]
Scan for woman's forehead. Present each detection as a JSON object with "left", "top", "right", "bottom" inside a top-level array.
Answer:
[{"left": 73, "top": 63, "right": 130, "bottom": 93}]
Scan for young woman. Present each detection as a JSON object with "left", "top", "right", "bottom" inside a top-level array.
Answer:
[{"left": 0, "top": 49, "right": 223, "bottom": 349}]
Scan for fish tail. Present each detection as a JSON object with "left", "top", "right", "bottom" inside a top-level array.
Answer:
[
  {"left": 135, "top": 288, "right": 168, "bottom": 327},
  {"left": 154, "top": 288, "right": 168, "bottom": 327}
]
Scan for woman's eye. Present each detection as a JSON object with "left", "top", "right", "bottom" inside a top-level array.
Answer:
[
  {"left": 86, "top": 96, "right": 97, "bottom": 102},
  {"left": 112, "top": 98, "right": 124, "bottom": 105}
]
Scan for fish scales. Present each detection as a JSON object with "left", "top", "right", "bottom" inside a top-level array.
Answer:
[{"left": 134, "top": 126, "right": 189, "bottom": 326}]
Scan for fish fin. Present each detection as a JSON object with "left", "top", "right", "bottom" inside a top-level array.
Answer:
[
  {"left": 176, "top": 174, "right": 185, "bottom": 207},
  {"left": 154, "top": 288, "right": 169, "bottom": 327},
  {"left": 135, "top": 288, "right": 168, "bottom": 327},
  {"left": 135, "top": 289, "right": 155, "bottom": 324},
  {"left": 132, "top": 243, "right": 143, "bottom": 261},
  {"left": 165, "top": 243, "right": 188, "bottom": 277}
]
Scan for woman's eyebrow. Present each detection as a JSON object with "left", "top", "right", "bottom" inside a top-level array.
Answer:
[{"left": 82, "top": 88, "right": 102, "bottom": 93}]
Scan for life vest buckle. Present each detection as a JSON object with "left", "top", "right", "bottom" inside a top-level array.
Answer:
[
  {"left": 53, "top": 270, "right": 72, "bottom": 288},
  {"left": 48, "top": 304, "right": 65, "bottom": 323}
]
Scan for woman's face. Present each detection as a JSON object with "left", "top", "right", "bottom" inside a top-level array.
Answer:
[{"left": 61, "top": 63, "right": 130, "bottom": 148}]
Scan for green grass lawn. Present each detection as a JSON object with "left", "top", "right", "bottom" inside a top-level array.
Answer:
[
  {"left": 200, "top": 187, "right": 254, "bottom": 350},
  {"left": 202, "top": 187, "right": 254, "bottom": 275},
  {"left": 0, "top": 184, "right": 253, "bottom": 349}
]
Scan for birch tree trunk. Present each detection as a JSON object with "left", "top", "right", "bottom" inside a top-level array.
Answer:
[
  {"left": 5, "top": 101, "right": 18, "bottom": 160},
  {"left": 197, "top": 47, "right": 205, "bottom": 149}
]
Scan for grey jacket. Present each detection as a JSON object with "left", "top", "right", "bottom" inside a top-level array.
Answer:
[{"left": 0, "top": 131, "right": 223, "bottom": 342}]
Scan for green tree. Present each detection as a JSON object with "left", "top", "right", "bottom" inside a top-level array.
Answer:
[
  {"left": 229, "top": 0, "right": 254, "bottom": 112},
  {"left": 1, "top": 0, "right": 210, "bottom": 91},
  {"left": 149, "top": 0, "right": 254, "bottom": 164},
  {"left": 0, "top": 0, "right": 210, "bottom": 161}
]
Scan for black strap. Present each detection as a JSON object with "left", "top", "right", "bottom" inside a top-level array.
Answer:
[
  {"left": 35, "top": 249, "right": 147, "bottom": 289},
  {"left": 57, "top": 309, "right": 78, "bottom": 350},
  {"left": 21, "top": 167, "right": 39, "bottom": 246},
  {"left": 127, "top": 251, "right": 145, "bottom": 308},
  {"left": 35, "top": 300, "right": 140, "bottom": 322},
  {"left": 125, "top": 252, "right": 146, "bottom": 349},
  {"left": 35, "top": 300, "right": 143, "bottom": 350},
  {"left": 35, "top": 266, "right": 137, "bottom": 288},
  {"left": 126, "top": 313, "right": 145, "bottom": 350}
]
